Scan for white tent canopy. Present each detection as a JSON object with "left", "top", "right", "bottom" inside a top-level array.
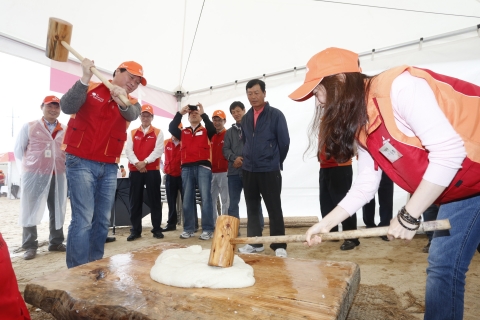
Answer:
[{"left": 1, "top": 0, "right": 479, "bottom": 222}]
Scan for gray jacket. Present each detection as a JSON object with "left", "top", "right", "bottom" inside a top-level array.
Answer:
[{"left": 223, "top": 123, "right": 243, "bottom": 176}]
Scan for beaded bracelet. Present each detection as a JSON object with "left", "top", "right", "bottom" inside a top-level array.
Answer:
[
  {"left": 397, "top": 214, "right": 420, "bottom": 231},
  {"left": 398, "top": 206, "right": 421, "bottom": 225}
]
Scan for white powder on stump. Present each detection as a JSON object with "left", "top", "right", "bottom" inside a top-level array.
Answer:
[{"left": 150, "top": 245, "right": 255, "bottom": 288}]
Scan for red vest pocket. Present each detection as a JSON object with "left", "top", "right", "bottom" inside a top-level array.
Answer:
[
  {"left": 64, "top": 120, "right": 88, "bottom": 148},
  {"left": 105, "top": 130, "right": 127, "bottom": 157}
]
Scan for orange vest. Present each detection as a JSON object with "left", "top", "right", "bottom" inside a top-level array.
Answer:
[
  {"left": 358, "top": 66, "right": 480, "bottom": 203},
  {"left": 128, "top": 126, "right": 161, "bottom": 172},
  {"left": 211, "top": 129, "right": 228, "bottom": 173},
  {"left": 62, "top": 82, "right": 137, "bottom": 163},
  {"left": 164, "top": 138, "right": 182, "bottom": 177},
  {"left": 180, "top": 125, "right": 212, "bottom": 165}
]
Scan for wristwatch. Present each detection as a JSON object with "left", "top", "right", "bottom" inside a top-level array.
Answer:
[{"left": 144, "top": 159, "right": 149, "bottom": 164}]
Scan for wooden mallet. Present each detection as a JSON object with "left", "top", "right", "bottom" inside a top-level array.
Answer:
[
  {"left": 45, "top": 17, "right": 131, "bottom": 107},
  {"left": 208, "top": 215, "right": 451, "bottom": 268}
]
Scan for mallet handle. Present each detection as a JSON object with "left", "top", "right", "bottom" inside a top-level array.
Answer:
[
  {"left": 61, "top": 41, "right": 132, "bottom": 107},
  {"left": 230, "top": 219, "right": 450, "bottom": 244}
]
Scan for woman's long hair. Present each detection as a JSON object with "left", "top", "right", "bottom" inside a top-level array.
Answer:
[{"left": 306, "top": 72, "right": 375, "bottom": 163}]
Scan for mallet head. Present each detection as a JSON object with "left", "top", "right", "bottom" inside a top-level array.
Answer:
[{"left": 46, "top": 17, "right": 73, "bottom": 62}]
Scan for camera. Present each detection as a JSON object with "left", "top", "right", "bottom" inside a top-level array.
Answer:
[{"left": 188, "top": 105, "right": 198, "bottom": 111}]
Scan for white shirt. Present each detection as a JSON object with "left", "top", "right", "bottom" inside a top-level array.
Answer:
[{"left": 125, "top": 125, "right": 165, "bottom": 165}]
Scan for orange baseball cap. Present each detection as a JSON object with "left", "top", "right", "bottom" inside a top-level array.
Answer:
[
  {"left": 141, "top": 104, "right": 154, "bottom": 115},
  {"left": 43, "top": 95, "right": 60, "bottom": 104},
  {"left": 289, "top": 47, "right": 361, "bottom": 102},
  {"left": 212, "top": 110, "right": 226, "bottom": 120},
  {"left": 117, "top": 61, "right": 147, "bottom": 86}
]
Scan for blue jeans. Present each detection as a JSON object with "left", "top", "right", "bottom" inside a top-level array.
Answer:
[
  {"left": 65, "top": 154, "right": 117, "bottom": 268},
  {"left": 425, "top": 194, "right": 480, "bottom": 319},
  {"left": 228, "top": 174, "right": 264, "bottom": 228},
  {"left": 181, "top": 166, "right": 214, "bottom": 233}
]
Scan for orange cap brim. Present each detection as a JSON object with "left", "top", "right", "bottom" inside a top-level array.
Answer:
[{"left": 288, "top": 78, "right": 323, "bottom": 102}]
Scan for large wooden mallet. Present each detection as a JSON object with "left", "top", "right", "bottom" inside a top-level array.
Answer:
[
  {"left": 208, "top": 215, "right": 451, "bottom": 268},
  {"left": 45, "top": 17, "right": 131, "bottom": 107}
]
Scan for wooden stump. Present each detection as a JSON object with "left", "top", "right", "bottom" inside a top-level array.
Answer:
[{"left": 208, "top": 215, "right": 239, "bottom": 268}]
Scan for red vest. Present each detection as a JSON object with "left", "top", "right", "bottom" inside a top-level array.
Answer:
[
  {"left": 180, "top": 125, "right": 211, "bottom": 165},
  {"left": 164, "top": 138, "right": 182, "bottom": 177},
  {"left": 211, "top": 129, "right": 228, "bottom": 173},
  {"left": 359, "top": 67, "right": 480, "bottom": 204},
  {"left": 318, "top": 146, "right": 352, "bottom": 168},
  {"left": 128, "top": 126, "right": 161, "bottom": 171},
  {"left": 62, "top": 82, "right": 136, "bottom": 163}
]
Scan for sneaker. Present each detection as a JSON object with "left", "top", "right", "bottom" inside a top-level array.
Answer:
[
  {"left": 275, "top": 248, "right": 287, "bottom": 258},
  {"left": 199, "top": 231, "right": 214, "bottom": 240},
  {"left": 238, "top": 244, "right": 264, "bottom": 253},
  {"left": 179, "top": 231, "right": 195, "bottom": 239},
  {"left": 153, "top": 232, "right": 164, "bottom": 239}
]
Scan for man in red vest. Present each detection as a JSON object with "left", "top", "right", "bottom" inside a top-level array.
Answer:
[
  {"left": 162, "top": 130, "right": 182, "bottom": 232},
  {"left": 125, "top": 105, "right": 164, "bottom": 240},
  {"left": 169, "top": 103, "right": 216, "bottom": 240},
  {"left": 210, "top": 110, "right": 229, "bottom": 225},
  {"left": 61, "top": 59, "right": 144, "bottom": 268}
]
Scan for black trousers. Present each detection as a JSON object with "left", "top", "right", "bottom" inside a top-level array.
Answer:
[
  {"left": 319, "top": 166, "right": 358, "bottom": 237},
  {"left": 129, "top": 170, "right": 162, "bottom": 235},
  {"left": 242, "top": 170, "right": 286, "bottom": 251},
  {"left": 165, "top": 174, "right": 182, "bottom": 226},
  {"left": 362, "top": 171, "right": 394, "bottom": 228}
]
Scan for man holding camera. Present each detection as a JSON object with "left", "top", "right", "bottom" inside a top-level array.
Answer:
[{"left": 168, "top": 103, "right": 216, "bottom": 240}]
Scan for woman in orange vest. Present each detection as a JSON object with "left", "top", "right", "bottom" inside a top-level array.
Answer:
[{"left": 289, "top": 47, "right": 480, "bottom": 319}]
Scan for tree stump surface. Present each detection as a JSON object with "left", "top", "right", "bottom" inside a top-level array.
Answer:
[{"left": 24, "top": 242, "right": 360, "bottom": 320}]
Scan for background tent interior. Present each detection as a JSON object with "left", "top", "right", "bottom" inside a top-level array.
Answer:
[{"left": 1, "top": 0, "right": 479, "bottom": 226}]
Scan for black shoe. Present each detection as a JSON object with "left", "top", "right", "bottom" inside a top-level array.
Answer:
[
  {"left": 105, "top": 236, "right": 116, "bottom": 243},
  {"left": 48, "top": 243, "right": 67, "bottom": 252},
  {"left": 340, "top": 240, "right": 360, "bottom": 251},
  {"left": 380, "top": 236, "right": 390, "bottom": 242},
  {"left": 161, "top": 225, "right": 176, "bottom": 232},
  {"left": 153, "top": 232, "right": 164, "bottom": 239},
  {"left": 23, "top": 249, "right": 37, "bottom": 260},
  {"left": 127, "top": 234, "right": 141, "bottom": 241},
  {"left": 422, "top": 242, "right": 431, "bottom": 253}
]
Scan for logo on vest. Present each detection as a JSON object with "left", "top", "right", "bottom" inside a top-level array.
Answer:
[
  {"left": 166, "top": 146, "right": 173, "bottom": 150},
  {"left": 91, "top": 92, "right": 105, "bottom": 102},
  {"left": 135, "top": 136, "right": 142, "bottom": 140},
  {"left": 147, "top": 136, "right": 155, "bottom": 139}
]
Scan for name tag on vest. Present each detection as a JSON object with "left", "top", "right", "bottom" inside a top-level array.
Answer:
[
  {"left": 379, "top": 141, "right": 402, "bottom": 163},
  {"left": 195, "top": 131, "right": 203, "bottom": 136}
]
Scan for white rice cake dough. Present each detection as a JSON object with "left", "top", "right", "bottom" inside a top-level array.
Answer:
[{"left": 150, "top": 245, "right": 255, "bottom": 289}]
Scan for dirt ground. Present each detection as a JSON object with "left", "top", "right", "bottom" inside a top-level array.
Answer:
[{"left": 2, "top": 196, "right": 480, "bottom": 319}]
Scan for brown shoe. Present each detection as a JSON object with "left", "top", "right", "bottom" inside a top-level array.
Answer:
[
  {"left": 23, "top": 249, "right": 37, "bottom": 260},
  {"left": 48, "top": 243, "right": 66, "bottom": 252}
]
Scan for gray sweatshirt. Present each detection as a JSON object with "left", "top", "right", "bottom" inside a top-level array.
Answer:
[
  {"left": 223, "top": 123, "right": 244, "bottom": 176},
  {"left": 60, "top": 80, "right": 140, "bottom": 121}
]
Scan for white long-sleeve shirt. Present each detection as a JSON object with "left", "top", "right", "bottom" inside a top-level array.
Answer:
[
  {"left": 125, "top": 125, "right": 165, "bottom": 165},
  {"left": 338, "top": 71, "right": 466, "bottom": 215}
]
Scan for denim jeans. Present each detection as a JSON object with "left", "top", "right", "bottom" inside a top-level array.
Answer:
[
  {"left": 228, "top": 174, "right": 264, "bottom": 228},
  {"left": 181, "top": 166, "right": 214, "bottom": 233},
  {"left": 425, "top": 194, "right": 480, "bottom": 319},
  {"left": 65, "top": 154, "right": 117, "bottom": 268}
]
